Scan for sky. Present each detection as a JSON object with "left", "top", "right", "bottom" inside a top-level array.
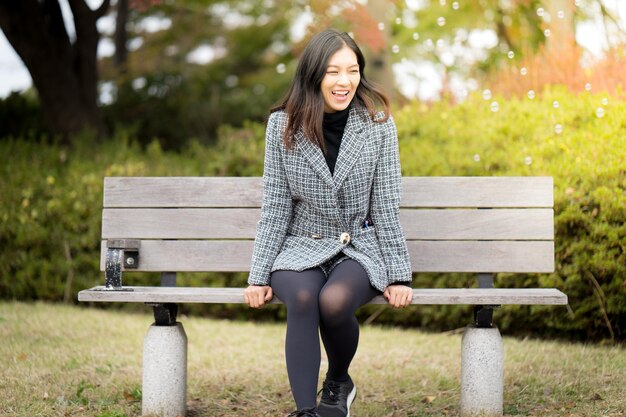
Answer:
[{"left": 1, "top": 1, "right": 625, "bottom": 100}]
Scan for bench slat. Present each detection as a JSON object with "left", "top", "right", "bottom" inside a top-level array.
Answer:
[
  {"left": 409, "top": 240, "right": 554, "bottom": 272},
  {"left": 78, "top": 286, "right": 567, "bottom": 305},
  {"left": 102, "top": 208, "right": 259, "bottom": 239},
  {"left": 100, "top": 240, "right": 554, "bottom": 273},
  {"left": 104, "top": 177, "right": 263, "bottom": 208},
  {"left": 104, "top": 177, "right": 553, "bottom": 208},
  {"left": 102, "top": 208, "right": 554, "bottom": 240},
  {"left": 402, "top": 208, "right": 553, "bottom": 240},
  {"left": 402, "top": 176, "right": 553, "bottom": 208}
]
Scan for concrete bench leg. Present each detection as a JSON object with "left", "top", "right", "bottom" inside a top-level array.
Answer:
[
  {"left": 142, "top": 322, "right": 187, "bottom": 417},
  {"left": 460, "top": 325, "right": 503, "bottom": 417}
]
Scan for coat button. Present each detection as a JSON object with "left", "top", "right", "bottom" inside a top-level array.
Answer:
[{"left": 340, "top": 232, "right": 351, "bottom": 245}]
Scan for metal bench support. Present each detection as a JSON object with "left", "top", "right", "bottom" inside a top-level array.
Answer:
[
  {"left": 474, "top": 273, "right": 500, "bottom": 328},
  {"left": 151, "top": 273, "right": 179, "bottom": 325},
  {"left": 104, "top": 248, "right": 123, "bottom": 289},
  {"left": 103, "top": 240, "right": 140, "bottom": 290}
]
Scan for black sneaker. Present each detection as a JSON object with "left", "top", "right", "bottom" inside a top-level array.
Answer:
[
  {"left": 287, "top": 408, "right": 320, "bottom": 417},
  {"left": 317, "top": 376, "right": 356, "bottom": 417}
]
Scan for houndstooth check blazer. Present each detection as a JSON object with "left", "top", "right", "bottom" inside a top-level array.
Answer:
[{"left": 247, "top": 104, "right": 412, "bottom": 292}]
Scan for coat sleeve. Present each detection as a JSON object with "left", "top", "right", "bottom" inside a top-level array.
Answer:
[
  {"left": 370, "top": 116, "right": 412, "bottom": 286},
  {"left": 247, "top": 112, "right": 293, "bottom": 286}
]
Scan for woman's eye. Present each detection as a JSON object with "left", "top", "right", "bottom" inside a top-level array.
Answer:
[{"left": 327, "top": 71, "right": 338, "bottom": 75}]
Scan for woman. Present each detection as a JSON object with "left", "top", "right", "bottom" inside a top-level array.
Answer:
[{"left": 244, "top": 29, "right": 413, "bottom": 417}]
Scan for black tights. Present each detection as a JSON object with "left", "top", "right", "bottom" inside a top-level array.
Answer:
[{"left": 270, "top": 259, "right": 380, "bottom": 410}]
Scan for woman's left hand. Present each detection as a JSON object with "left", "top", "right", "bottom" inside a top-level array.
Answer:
[{"left": 383, "top": 284, "right": 413, "bottom": 308}]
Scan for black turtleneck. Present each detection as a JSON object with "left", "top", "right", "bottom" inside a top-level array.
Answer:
[{"left": 322, "top": 105, "right": 350, "bottom": 175}]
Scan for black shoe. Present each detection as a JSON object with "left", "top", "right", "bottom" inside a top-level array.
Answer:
[
  {"left": 317, "top": 376, "right": 356, "bottom": 417},
  {"left": 287, "top": 407, "right": 320, "bottom": 417}
]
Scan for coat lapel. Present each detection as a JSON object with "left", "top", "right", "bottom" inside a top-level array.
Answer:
[
  {"left": 295, "top": 130, "right": 336, "bottom": 190},
  {"left": 332, "top": 106, "right": 367, "bottom": 189},
  {"left": 295, "top": 106, "right": 368, "bottom": 191}
]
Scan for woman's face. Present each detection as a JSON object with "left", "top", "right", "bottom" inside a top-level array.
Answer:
[{"left": 321, "top": 46, "right": 360, "bottom": 113}]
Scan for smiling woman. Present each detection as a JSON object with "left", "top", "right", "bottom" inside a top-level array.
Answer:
[{"left": 243, "top": 29, "right": 413, "bottom": 417}]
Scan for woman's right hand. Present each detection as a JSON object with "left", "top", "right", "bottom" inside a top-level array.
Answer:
[{"left": 244, "top": 285, "right": 273, "bottom": 308}]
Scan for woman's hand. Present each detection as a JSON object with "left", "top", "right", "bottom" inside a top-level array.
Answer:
[
  {"left": 244, "top": 285, "right": 273, "bottom": 308},
  {"left": 383, "top": 284, "right": 413, "bottom": 308}
]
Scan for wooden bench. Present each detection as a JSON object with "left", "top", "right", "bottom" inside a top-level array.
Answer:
[{"left": 78, "top": 176, "right": 567, "bottom": 417}]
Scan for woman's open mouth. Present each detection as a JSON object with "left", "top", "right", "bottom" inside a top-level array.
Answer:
[{"left": 332, "top": 90, "right": 350, "bottom": 97}]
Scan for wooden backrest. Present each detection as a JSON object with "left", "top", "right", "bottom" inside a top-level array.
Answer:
[{"left": 101, "top": 177, "right": 554, "bottom": 273}]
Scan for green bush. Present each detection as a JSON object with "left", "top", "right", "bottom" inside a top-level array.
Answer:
[
  {"left": 390, "top": 87, "right": 625, "bottom": 341},
  {"left": 0, "top": 127, "right": 263, "bottom": 304},
  {"left": 1, "top": 88, "right": 624, "bottom": 341},
  {"left": 0, "top": 91, "right": 50, "bottom": 139}
]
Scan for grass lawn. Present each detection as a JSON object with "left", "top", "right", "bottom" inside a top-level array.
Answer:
[{"left": 0, "top": 302, "right": 624, "bottom": 417}]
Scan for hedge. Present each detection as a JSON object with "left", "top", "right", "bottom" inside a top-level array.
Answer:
[
  {"left": 391, "top": 87, "right": 625, "bottom": 341},
  {"left": 0, "top": 88, "right": 623, "bottom": 341}
]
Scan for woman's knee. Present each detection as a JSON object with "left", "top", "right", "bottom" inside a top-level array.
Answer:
[
  {"left": 271, "top": 269, "right": 325, "bottom": 312},
  {"left": 288, "top": 287, "right": 320, "bottom": 315},
  {"left": 319, "top": 285, "right": 354, "bottom": 324}
]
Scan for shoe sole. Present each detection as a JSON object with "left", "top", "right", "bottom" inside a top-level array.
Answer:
[{"left": 345, "top": 385, "right": 356, "bottom": 417}]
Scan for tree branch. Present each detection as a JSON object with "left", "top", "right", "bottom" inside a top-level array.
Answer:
[
  {"left": 597, "top": 0, "right": 626, "bottom": 46},
  {"left": 66, "top": 0, "right": 110, "bottom": 19},
  {"left": 495, "top": 5, "right": 515, "bottom": 53},
  {"left": 67, "top": 0, "right": 90, "bottom": 20},
  {"left": 96, "top": 0, "right": 112, "bottom": 19},
  {"left": 42, "top": 0, "right": 71, "bottom": 45}
]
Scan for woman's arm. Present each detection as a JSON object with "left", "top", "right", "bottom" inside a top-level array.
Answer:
[
  {"left": 247, "top": 112, "right": 293, "bottom": 289},
  {"left": 370, "top": 116, "right": 413, "bottom": 288}
]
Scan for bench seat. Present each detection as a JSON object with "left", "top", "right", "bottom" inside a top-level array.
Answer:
[{"left": 80, "top": 286, "right": 567, "bottom": 305}]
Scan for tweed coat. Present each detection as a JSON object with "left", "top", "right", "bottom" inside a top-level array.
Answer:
[{"left": 247, "top": 104, "right": 412, "bottom": 292}]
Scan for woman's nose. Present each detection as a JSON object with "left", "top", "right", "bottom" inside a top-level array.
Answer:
[{"left": 338, "top": 72, "right": 350, "bottom": 85}]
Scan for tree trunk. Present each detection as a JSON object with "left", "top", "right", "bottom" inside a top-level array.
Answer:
[
  {"left": 0, "top": 0, "right": 110, "bottom": 139},
  {"left": 114, "top": 0, "right": 129, "bottom": 69}
]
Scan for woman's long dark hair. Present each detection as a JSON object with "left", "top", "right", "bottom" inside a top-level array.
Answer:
[{"left": 271, "top": 29, "right": 390, "bottom": 150}]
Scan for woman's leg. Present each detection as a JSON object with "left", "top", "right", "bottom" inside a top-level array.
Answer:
[
  {"left": 318, "top": 259, "right": 380, "bottom": 381},
  {"left": 271, "top": 268, "right": 327, "bottom": 410}
]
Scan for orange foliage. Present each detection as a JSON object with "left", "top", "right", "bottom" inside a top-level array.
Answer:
[
  {"left": 293, "top": 0, "right": 386, "bottom": 56},
  {"left": 340, "top": 2, "right": 387, "bottom": 53},
  {"left": 488, "top": 27, "right": 626, "bottom": 97}
]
